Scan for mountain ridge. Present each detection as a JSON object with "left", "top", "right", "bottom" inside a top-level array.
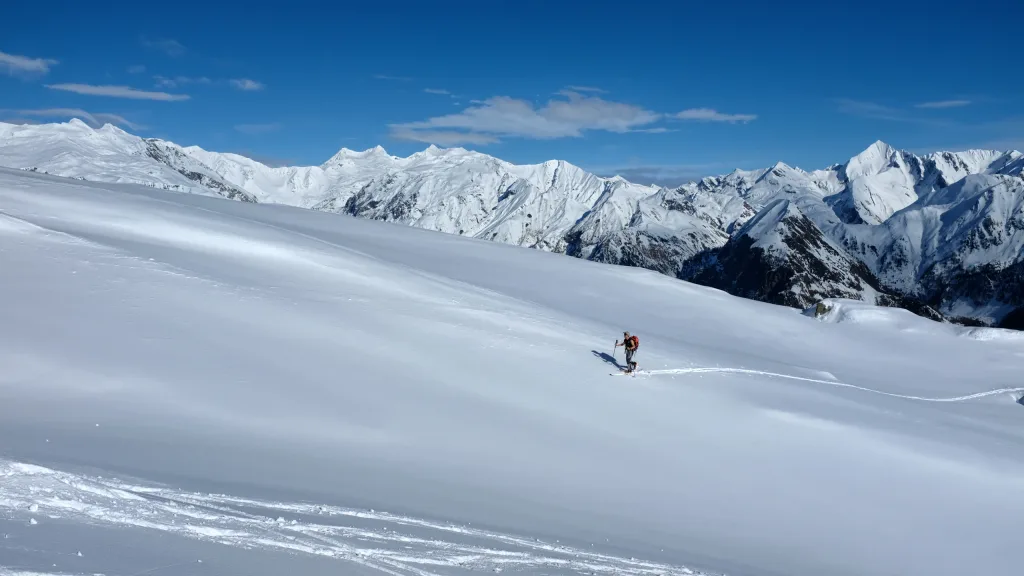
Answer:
[{"left": 1, "top": 118, "right": 1022, "bottom": 327}]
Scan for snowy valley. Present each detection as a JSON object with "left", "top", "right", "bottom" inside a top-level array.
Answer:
[{"left": 1, "top": 119, "right": 1022, "bottom": 328}]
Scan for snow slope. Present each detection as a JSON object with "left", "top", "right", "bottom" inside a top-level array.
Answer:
[
  {"left": 2, "top": 168, "right": 1024, "bottom": 576},
  {"left": 1, "top": 120, "right": 1022, "bottom": 326}
]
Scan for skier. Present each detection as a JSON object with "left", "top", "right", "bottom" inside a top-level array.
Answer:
[{"left": 615, "top": 331, "right": 639, "bottom": 372}]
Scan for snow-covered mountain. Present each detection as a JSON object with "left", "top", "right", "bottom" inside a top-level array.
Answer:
[
  {"left": 1, "top": 119, "right": 1022, "bottom": 327},
  {"left": 0, "top": 120, "right": 257, "bottom": 202},
  {"left": 690, "top": 199, "right": 881, "bottom": 306}
]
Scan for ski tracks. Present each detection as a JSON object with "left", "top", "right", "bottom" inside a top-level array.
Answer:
[
  {"left": 0, "top": 460, "right": 714, "bottom": 576},
  {"left": 624, "top": 367, "right": 1024, "bottom": 404}
]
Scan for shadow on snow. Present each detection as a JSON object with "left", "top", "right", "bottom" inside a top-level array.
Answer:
[{"left": 592, "top": 350, "right": 624, "bottom": 371}]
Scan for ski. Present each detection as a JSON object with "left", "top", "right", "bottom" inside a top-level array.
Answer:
[{"left": 610, "top": 367, "right": 642, "bottom": 376}]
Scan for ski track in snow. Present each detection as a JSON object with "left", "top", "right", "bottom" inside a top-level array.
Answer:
[
  {"left": 621, "top": 367, "right": 1024, "bottom": 403},
  {"left": 0, "top": 461, "right": 714, "bottom": 576},
  {"left": 0, "top": 565, "right": 103, "bottom": 569}
]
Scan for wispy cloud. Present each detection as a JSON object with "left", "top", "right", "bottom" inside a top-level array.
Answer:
[
  {"left": 835, "top": 98, "right": 958, "bottom": 127},
  {"left": 46, "top": 83, "right": 190, "bottom": 101},
  {"left": 673, "top": 108, "right": 757, "bottom": 123},
  {"left": 0, "top": 50, "right": 58, "bottom": 76},
  {"left": 391, "top": 90, "right": 661, "bottom": 144},
  {"left": 566, "top": 85, "right": 606, "bottom": 94},
  {"left": 142, "top": 37, "right": 186, "bottom": 57},
  {"left": 630, "top": 127, "right": 677, "bottom": 134},
  {"left": 914, "top": 99, "right": 971, "bottom": 109},
  {"left": 9, "top": 108, "right": 143, "bottom": 130},
  {"left": 392, "top": 90, "right": 755, "bottom": 145},
  {"left": 230, "top": 78, "right": 265, "bottom": 91},
  {"left": 150, "top": 75, "right": 263, "bottom": 92},
  {"left": 127, "top": 65, "right": 146, "bottom": 74},
  {"left": 234, "top": 122, "right": 282, "bottom": 135},
  {"left": 424, "top": 88, "right": 452, "bottom": 95},
  {"left": 374, "top": 74, "right": 412, "bottom": 81},
  {"left": 836, "top": 98, "right": 905, "bottom": 122},
  {"left": 154, "top": 75, "right": 212, "bottom": 88}
]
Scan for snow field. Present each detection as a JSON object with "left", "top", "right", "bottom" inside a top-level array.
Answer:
[{"left": 1, "top": 167, "right": 1024, "bottom": 576}]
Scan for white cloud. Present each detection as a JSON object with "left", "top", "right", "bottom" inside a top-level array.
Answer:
[
  {"left": 127, "top": 65, "right": 146, "bottom": 74},
  {"left": 142, "top": 38, "right": 186, "bottom": 57},
  {"left": 835, "top": 98, "right": 906, "bottom": 121},
  {"left": 424, "top": 88, "right": 451, "bottom": 95},
  {"left": 673, "top": 108, "right": 757, "bottom": 123},
  {"left": 914, "top": 100, "right": 971, "bottom": 109},
  {"left": 392, "top": 91, "right": 755, "bottom": 144},
  {"left": 566, "top": 85, "right": 606, "bottom": 94},
  {"left": 374, "top": 74, "right": 412, "bottom": 81},
  {"left": 230, "top": 78, "right": 265, "bottom": 91},
  {"left": 631, "top": 127, "right": 676, "bottom": 134},
  {"left": 154, "top": 75, "right": 212, "bottom": 88},
  {"left": 11, "top": 108, "right": 142, "bottom": 130},
  {"left": 835, "top": 98, "right": 955, "bottom": 127},
  {"left": 45, "top": 83, "right": 190, "bottom": 101},
  {"left": 153, "top": 75, "right": 260, "bottom": 92},
  {"left": 391, "top": 91, "right": 661, "bottom": 143},
  {"left": 390, "top": 128, "right": 500, "bottom": 146},
  {"left": 234, "top": 122, "right": 282, "bottom": 135},
  {"left": 0, "top": 50, "right": 58, "bottom": 76}
]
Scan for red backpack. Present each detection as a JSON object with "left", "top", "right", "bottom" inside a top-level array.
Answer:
[{"left": 627, "top": 335, "right": 639, "bottom": 349}]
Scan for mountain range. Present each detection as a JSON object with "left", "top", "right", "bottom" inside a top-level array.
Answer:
[{"left": 2, "top": 119, "right": 1022, "bottom": 329}]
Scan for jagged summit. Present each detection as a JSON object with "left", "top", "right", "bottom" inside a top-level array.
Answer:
[
  {"left": 844, "top": 140, "right": 900, "bottom": 177},
  {"left": 862, "top": 139, "right": 896, "bottom": 155},
  {"left": 1, "top": 118, "right": 1022, "bottom": 327},
  {"left": 767, "top": 161, "right": 798, "bottom": 173}
]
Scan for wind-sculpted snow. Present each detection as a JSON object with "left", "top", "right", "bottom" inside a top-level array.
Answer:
[
  {"left": 0, "top": 460, "right": 712, "bottom": 576},
  {"left": 0, "top": 120, "right": 1022, "bottom": 325}
]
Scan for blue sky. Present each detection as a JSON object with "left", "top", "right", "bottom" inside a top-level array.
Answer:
[{"left": 2, "top": 0, "right": 1021, "bottom": 184}]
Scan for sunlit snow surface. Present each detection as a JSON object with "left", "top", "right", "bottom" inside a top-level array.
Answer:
[
  {"left": 0, "top": 460, "right": 710, "bottom": 576},
  {"left": 2, "top": 167, "right": 1024, "bottom": 576}
]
